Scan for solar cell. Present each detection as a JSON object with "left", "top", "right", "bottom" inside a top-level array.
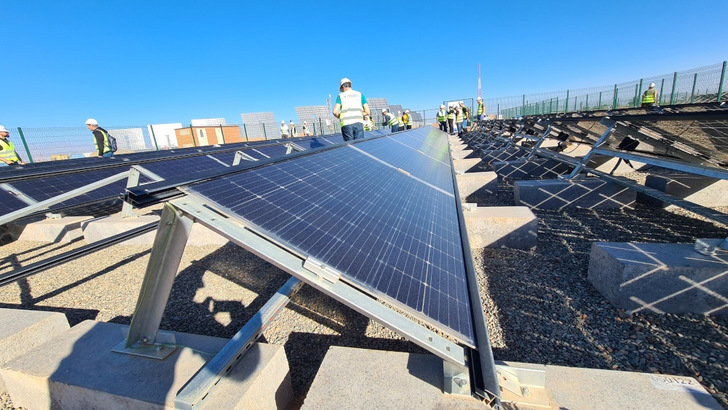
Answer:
[
  {"left": 0, "top": 188, "right": 30, "bottom": 216},
  {"left": 186, "top": 129, "right": 475, "bottom": 343}
]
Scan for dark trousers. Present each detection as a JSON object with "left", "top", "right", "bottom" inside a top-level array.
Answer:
[
  {"left": 447, "top": 119, "right": 454, "bottom": 134},
  {"left": 342, "top": 122, "right": 364, "bottom": 141},
  {"left": 439, "top": 121, "right": 447, "bottom": 131}
]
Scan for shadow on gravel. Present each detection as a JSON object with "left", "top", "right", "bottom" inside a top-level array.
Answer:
[{"left": 475, "top": 184, "right": 728, "bottom": 407}]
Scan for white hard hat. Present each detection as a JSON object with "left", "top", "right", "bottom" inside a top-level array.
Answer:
[
  {"left": 339, "top": 78, "right": 351, "bottom": 88},
  {"left": 397, "top": 111, "right": 401, "bottom": 115},
  {"left": 0, "top": 125, "right": 8, "bottom": 133},
  {"left": 304, "top": 121, "right": 307, "bottom": 124},
  {"left": 440, "top": 104, "right": 445, "bottom": 108},
  {"left": 477, "top": 97, "right": 482, "bottom": 101},
  {"left": 382, "top": 108, "right": 387, "bottom": 113},
  {"left": 650, "top": 83, "right": 655, "bottom": 88},
  {"left": 85, "top": 118, "right": 98, "bottom": 125},
  {"left": 459, "top": 101, "right": 464, "bottom": 104},
  {"left": 405, "top": 109, "right": 409, "bottom": 113},
  {"left": 281, "top": 120, "right": 285, "bottom": 124}
]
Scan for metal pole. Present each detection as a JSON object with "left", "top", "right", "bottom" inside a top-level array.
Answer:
[
  {"left": 565, "top": 90, "right": 570, "bottom": 113},
  {"left": 585, "top": 94, "right": 589, "bottom": 111},
  {"left": 670, "top": 72, "right": 678, "bottom": 105},
  {"left": 613, "top": 84, "right": 618, "bottom": 109},
  {"left": 189, "top": 126, "right": 197, "bottom": 147},
  {"left": 637, "top": 79, "right": 644, "bottom": 107},
  {"left": 659, "top": 79, "right": 665, "bottom": 105},
  {"left": 633, "top": 84, "right": 639, "bottom": 107},
  {"left": 243, "top": 124, "right": 249, "bottom": 142},
  {"left": 262, "top": 123, "right": 267, "bottom": 140},
  {"left": 598, "top": 92, "right": 602, "bottom": 109},
  {"left": 718, "top": 61, "right": 727, "bottom": 103},
  {"left": 497, "top": 103, "right": 500, "bottom": 118},
  {"left": 149, "top": 125, "right": 159, "bottom": 151},
  {"left": 690, "top": 73, "right": 698, "bottom": 104},
  {"left": 16, "top": 127, "right": 33, "bottom": 163},
  {"left": 219, "top": 124, "right": 226, "bottom": 144},
  {"left": 556, "top": 97, "right": 559, "bottom": 113},
  {"left": 521, "top": 94, "right": 525, "bottom": 117},
  {"left": 549, "top": 98, "right": 552, "bottom": 113}
]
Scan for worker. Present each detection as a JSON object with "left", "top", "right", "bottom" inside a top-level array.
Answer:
[
  {"left": 302, "top": 121, "right": 312, "bottom": 136},
  {"left": 641, "top": 83, "right": 658, "bottom": 108},
  {"left": 0, "top": 125, "right": 25, "bottom": 165},
  {"left": 455, "top": 106, "right": 463, "bottom": 137},
  {"left": 280, "top": 121, "right": 289, "bottom": 139},
  {"left": 289, "top": 120, "right": 296, "bottom": 138},
  {"left": 459, "top": 101, "right": 470, "bottom": 133},
  {"left": 332, "top": 77, "right": 370, "bottom": 141},
  {"left": 381, "top": 108, "right": 399, "bottom": 133},
  {"left": 396, "top": 111, "right": 404, "bottom": 130},
  {"left": 476, "top": 96, "right": 485, "bottom": 120},
  {"left": 402, "top": 109, "right": 412, "bottom": 130},
  {"left": 363, "top": 115, "right": 372, "bottom": 132},
  {"left": 85, "top": 119, "right": 113, "bottom": 158},
  {"left": 447, "top": 104, "right": 456, "bottom": 135},
  {"left": 437, "top": 104, "right": 447, "bottom": 132}
]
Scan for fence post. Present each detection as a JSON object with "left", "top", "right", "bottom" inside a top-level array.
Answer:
[
  {"left": 670, "top": 72, "right": 678, "bottom": 105},
  {"left": 521, "top": 94, "right": 525, "bottom": 117},
  {"left": 556, "top": 97, "right": 559, "bottom": 113},
  {"left": 497, "top": 103, "right": 500, "bottom": 118},
  {"left": 16, "top": 127, "right": 34, "bottom": 163},
  {"left": 219, "top": 125, "right": 226, "bottom": 144},
  {"left": 613, "top": 84, "right": 618, "bottom": 109},
  {"left": 585, "top": 94, "right": 589, "bottom": 111},
  {"left": 633, "top": 84, "right": 639, "bottom": 107},
  {"left": 659, "top": 79, "right": 665, "bottom": 105},
  {"left": 718, "top": 61, "right": 727, "bottom": 103},
  {"left": 189, "top": 126, "right": 197, "bottom": 147},
  {"left": 243, "top": 124, "right": 249, "bottom": 141},
  {"left": 690, "top": 73, "right": 698, "bottom": 104},
  {"left": 549, "top": 98, "right": 552, "bottom": 113},
  {"left": 262, "top": 123, "right": 267, "bottom": 140},
  {"left": 149, "top": 125, "right": 159, "bottom": 151},
  {"left": 565, "top": 90, "right": 570, "bottom": 113},
  {"left": 598, "top": 92, "right": 602, "bottom": 109},
  {"left": 637, "top": 79, "right": 644, "bottom": 107}
]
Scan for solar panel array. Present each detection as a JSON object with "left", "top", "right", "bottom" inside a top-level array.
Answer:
[
  {"left": 367, "top": 98, "right": 390, "bottom": 115},
  {"left": 240, "top": 112, "right": 279, "bottom": 140},
  {"left": 185, "top": 128, "right": 475, "bottom": 344}
]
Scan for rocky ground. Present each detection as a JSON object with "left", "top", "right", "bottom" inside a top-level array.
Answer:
[{"left": 1, "top": 178, "right": 727, "bottom": 409}]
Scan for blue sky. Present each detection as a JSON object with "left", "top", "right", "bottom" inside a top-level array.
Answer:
[{"left": 2, "top": 0, "right": 727, "bottom": 127}]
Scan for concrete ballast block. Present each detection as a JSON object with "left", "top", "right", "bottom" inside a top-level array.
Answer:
[
  {"left": 1, "top": 320, "right": 293, "bottom": 409},
  {"left": 463, "top": 206, "right": 538, "bottom": 249},
  {"left": 588, "top": 241, "right": 728, "bottom": 315},
  {"left": 456, "top": 171, "right": 497, "bottom": 199},
  {"left": 642, "top": 174, "right": 728, "bottom": 208},
  {"left": 17, "top": 216, "right": 94, "bottom": 243},
  {"left": 515, "top": 178, "right": 636, "bottom": 210},
  {"left": 0, "top": 308, "right": 70, "bottom": 392},
  {"left": 452, "top": 158, "right": 482, "bottom": 174}
]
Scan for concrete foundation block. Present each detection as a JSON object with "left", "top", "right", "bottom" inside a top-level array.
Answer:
[
  {"left": 0, "top": 308, "right": 70, "bottom": 392},
  {"left": 17, "top": 216, "right": 94, "bottom": 243},
  {"left": 463, "top": 206, "right": 538, "bottom": 249},
  {"left": 515, "top": 178, "right": 636, "bottom": 210},
  {"left": 452, "top": 158, "right": 482, "bottom": 174},
  {"left": 588, "top": 241, "right": 728, "bottom": 315},
  {"left": 82, "top": 215, "right": 228, "bottom": 246},
  {"left": 450, "top": 149, "right": 474, "bottom": 160},
  {"left": 1, "top": 320, "right": 293, "bottom": 409},
  {"left": 456, "top": 172, "right": 497, "bottom": 198},
  {"left": 493, "top": 158, "right": 573, "bottom": 181},
  {"left": 641, "top": 174, "right": 728, "bottom": 209}
]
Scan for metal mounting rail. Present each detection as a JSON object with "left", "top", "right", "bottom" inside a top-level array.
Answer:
[{"left": 0, "top": 221, "right": 158, "bottom": 288}]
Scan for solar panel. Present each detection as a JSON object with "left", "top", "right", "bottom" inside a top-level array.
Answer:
[
  {"left": 185, "top": 128, "right": 475, "bottom": 344},
  {"left": 240, "top": 112, "right": 279, "bottom": 140},
  {"left": 0, "top": 189, "right": 30, "bottom": 216}
]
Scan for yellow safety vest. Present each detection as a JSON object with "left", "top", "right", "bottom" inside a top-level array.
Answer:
[
  {"left": 386, "top": 113, "right": 398, "bottom": 126},
  {"left": 339, "top": 89, "right": 365, "bottom": 126},
  {"left": 94, "top": 128, "right": 111, "bottom": 154},
  {"left": 437, "top": 110, "right": 446, "bottom": 122},
  {"left": 642, "top": 89, "right": 656, "bottom": 104},
  {"left": 447, "top": 110, "right": 455, "bottom": 120},
  {"left": 456, "top": 111, "right": 463, "bottom": 123},
  {"left": 0, "top": 139, "right": 20, "bottom": 163},
  {"left": 477, "top": 102, "right": 484, "bottom": 115},
  {"left": 403, "top": 113, "right": 410, "bottom": 125}
]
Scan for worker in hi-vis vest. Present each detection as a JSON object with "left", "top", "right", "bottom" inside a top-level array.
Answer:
[
  {"left": 0, "top": 125, "right": 25, "bottom": 165},
  {"left": 332, "top": 77, "right": 370, "bottom": 141},
  {"left": 381, "top": 108, "right": 399, "bottom": 133},
  {"left": 476, "top": 96, "right": 485, "bottom": 120},
  {"left": 403, "top": 109, "right": 413, "bottom": 129},
  {"left": 437, "top": 105, "right": 447, "bottom": 132},
  {"left": 447, "top": 105, "right": 456, "bottom": 135},
  {"left": 641, "top": 83, "right": 658, "bottom": 108},
  {"left": 85, "top": 118, "right": 113, "bottom": 158}
]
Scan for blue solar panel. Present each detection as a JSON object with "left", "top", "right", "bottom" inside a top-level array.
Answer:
[
  {"left": 186, "top": 129, "right": 475, "bottom": 344},
  {"left": 0, "top": 188, "right": 30, "bottom": 215}
]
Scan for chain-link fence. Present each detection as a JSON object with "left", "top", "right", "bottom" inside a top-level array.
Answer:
[{"left": 484, "top": 61, "right": 727, "bottom": 119}]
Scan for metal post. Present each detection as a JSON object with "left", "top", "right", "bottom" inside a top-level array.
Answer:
[
  {"left": 149, "top": 125, "right": 159, "bottom": 151},
  {"left": 670, "top": 72, "right": 678, "bottom": 105},
  {"left": 565, "top": 90, "right": 570, "bottom": 113},
  {"left": 521, "top": 94, "right": 525, "bottom": 117},
  {"left": 556, "top": 97, "right": 559, "bottom": 113},
  {"left": 633, "top": 84, "right": 639, "bottom": 107},
  {"left": 219, "top": 124, "right": 226, "bottom": 144},
  {"left": 497, "top": 103, "right": 500, "bottom": 118},
  {"left": 243, "top": 124, "right": 249, "bottom": 142},
  {"left": 659, "top": 79, "right": 665, "bottom": 105},
  {"left": 262, "top": 123, "right": 267, "bottom": 140},
  {"left": 549, "top": 98, "right": 552, "bottom": 113},
  {"left": 718, "top": 61, "right": 727, "bottom": 103},
  {"left": 189, "top": 126, "right": 197, "bottom": 147},
  {"left": 637, "top": 79, "right": 644, "bottom": 107},
  {"left": 598, "top": 92, "right": 602, "bottom": 109},
  {"left": 16, "top": 127, "right": 33, "bottom": 163},
  {"left": 121, "top": 167, "right": 141, "bottom": 218},
  {"left": 118, "top": 203, "right": 193, "bottom": 359},
  {"left": 563, "top": 119, "right": 616, "bottom": 179},
  {"left": 585, "top": 94, "right": 589, "bottom": 111},
  {"left": 613, "top": 84, "right": 618, "bottom": 109},
  {"left": 690, "top": 73, "right": 698, "bottom": 104}
]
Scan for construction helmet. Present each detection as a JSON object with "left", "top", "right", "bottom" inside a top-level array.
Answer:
[
  {"left": 382, "top": 108, "right": 387, "bottom": 113},
  {"left": 0, "top": 125, "right": 8, "bottom": 133},
  {"left": 440, "top": 104, "right": 445, "bottom": 109},
  {"left": 339, "top": 78, "right": 352, "bottom": 89},
  {"left": 477, "top": 97, "right": 482, "bottom": 101},
  {"left": 85, "top": 118, "right": 98, "bottom": 126},
  {"left": 405, "top": 109, "right": 409, "bottom": 113},
  {"left": 281, "top": 120, "right": 285, "bottom": 124},
  {"left": 650, "top": 83, "right": 655, "bottom": 88}
]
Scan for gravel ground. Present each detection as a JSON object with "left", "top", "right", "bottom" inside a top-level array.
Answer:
[{"left": 1, "top": 176, "right": 727, "bottom": 409}]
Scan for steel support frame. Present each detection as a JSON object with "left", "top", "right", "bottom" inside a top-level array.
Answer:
[
  {"left": 562, "top": 119, "right": 617, "bottom": 179},
  {"left": 120, "top": 165, "right": 165, "bottom": 218},
  {"left": 525, "top": 121, "right": 553, "bottom": 160}
]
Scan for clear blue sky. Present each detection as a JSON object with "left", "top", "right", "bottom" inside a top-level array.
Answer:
[{"left": 2, "top": 0, "right": 727, "bottom": 127}]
